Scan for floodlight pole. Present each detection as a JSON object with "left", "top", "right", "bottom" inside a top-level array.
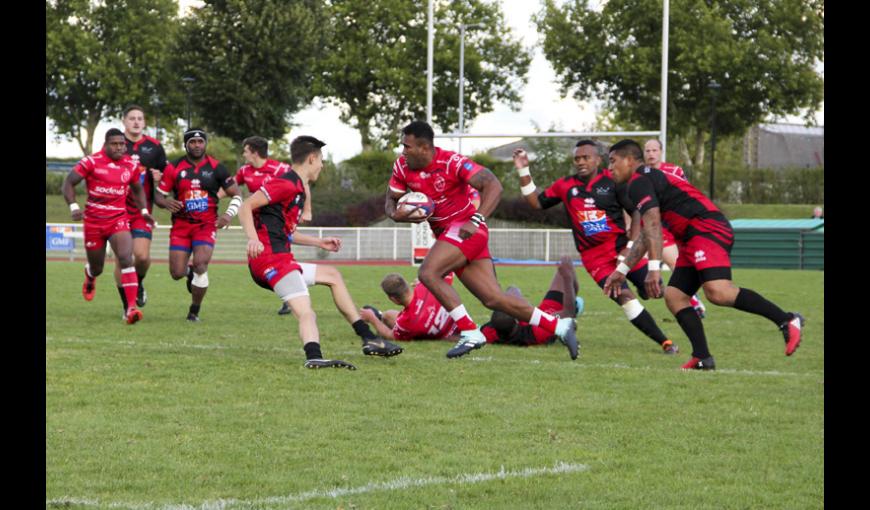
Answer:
[
  {"left": 426, "top": 0, "right": 434, "bottom": 124},
  {"left": 709, "top": 80, "right": 721, "bottom": 201},
  {"left": 660, "top": 0, "right": 669, "bottom": 161},
  {"left": 182, "top": 76, "right": 195, "bottom": 130},
  {"left": 458, "top": 23, "right": 482, "bottom": 154}
]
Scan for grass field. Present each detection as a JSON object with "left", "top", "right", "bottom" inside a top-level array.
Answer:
[{"left": 45, "top": 261, "right": 824, "bottom": 509}]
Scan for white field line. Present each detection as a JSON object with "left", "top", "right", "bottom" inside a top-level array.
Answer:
[
  {"left": 45, "top": 336, "right": 821, "bottom": 378},
  {"left": 47, "top": 461, "right": 590, "bottom": 510}
]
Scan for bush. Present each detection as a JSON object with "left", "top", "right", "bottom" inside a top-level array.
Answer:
[
  {"left": 691, "top": 165, "right": 824, "bottom": 204},
  {"left": 337, "top": 151, "right": 397, "bottom": 193}
]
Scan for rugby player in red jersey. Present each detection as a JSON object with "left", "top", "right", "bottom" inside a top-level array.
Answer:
[
  {"left": 386, "top": 121, "right": 578, "bottom": 360},
  {"left": 642, "top": 138, "right": 706, "bottom": 318},
  {"left": 512, "top": 141, "right": 678, "bottom": 354},
  {"left": 605, "top": 140, "right": 804, "bottom": 370},
  {"left": 111, "top": 105, "right": 168, "bottom": 314},
  {"left": 480, "top": 256, "right": 582, "bottom": 347},
  {"left": 154, "top": 128, "right": 242, "bottom": 322},
  {"left": 62, "top": 128, "right": 154, "bottom": 325},
  {"left": 238, "top": 136, "right": 403, "bottom": 368},
  {"left": 359, "top": 273, "right": 460, "bottom": 341}
]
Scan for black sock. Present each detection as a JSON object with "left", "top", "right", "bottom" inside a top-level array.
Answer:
[
  {"left": 733, "top": 288, "right": 790, "bottom": 326},
  {"left": 138, "top": 272, "right": 146, "bottom": 288},
  {"left": 353, "top": 319, "right": 377, "bottom": 342},
  {"left": 630, "top": 310, "right": 668, "bottom": 345},
  {"left": 675, "top": 307, "right": 711, "bottom": 359},
  {"left": 189, "top": 304, "right": 201, "bottom": 316},
  {"left": 303, "top": 341, "right": 323, "bottom": 360},
  {"left": 117, "top": 286, "right": 128, "bottom": 311}
]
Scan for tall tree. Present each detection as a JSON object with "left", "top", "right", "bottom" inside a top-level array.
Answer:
[
  {"left": 317, "top": 0, "right": 531, "bottom": 150},
  {"left": 46, "top": 0, "right": 182, "bottom": 156},
  {"left": 171, "top": 0, "right": 326, "bottom": 143},
  {"left": 536, "top": 0, "right": 824, "bottom": 167}
]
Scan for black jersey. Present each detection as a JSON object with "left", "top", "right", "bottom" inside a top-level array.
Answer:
[{"left": 124, "top": 135, "right": 168, "bottom": 213}]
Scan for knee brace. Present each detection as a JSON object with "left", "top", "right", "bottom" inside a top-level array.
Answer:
[{"left": 191, "top": 271, "right": 209, "bottom": 288}]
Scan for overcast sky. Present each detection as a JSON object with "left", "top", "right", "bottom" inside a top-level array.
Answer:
[{"left": 46, "top": 0, "right": 823, "bottom": 162}]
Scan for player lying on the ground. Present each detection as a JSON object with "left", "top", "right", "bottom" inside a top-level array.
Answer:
[
  {"left": 480, "top": 256, "right": 584, "bottom": 348},
  {"left": 513, "top": 141, "right": 678, "bottom": 355},
  {"left": 62, "top": 128, "right": 154, "bottom": 325},
  {"left": 359, "top": 273, "right": 460, "bottom": 341},
  {"left": 605, "top": 139, "right": 804, "bottom": 370}
]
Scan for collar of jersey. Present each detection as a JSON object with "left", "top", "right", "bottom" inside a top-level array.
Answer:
[{"left": 177, "top": 155, "right": 218, "bottom": 172}]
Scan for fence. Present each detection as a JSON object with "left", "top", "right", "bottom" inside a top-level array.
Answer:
[{"left": 45, "top": 222, "right": 823, "bottom": 270}]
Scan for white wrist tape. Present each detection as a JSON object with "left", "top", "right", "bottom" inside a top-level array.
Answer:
[
  {"left": 141, "top": 208, "right": 149, "bottom": 217},
  {"left": 520, "top": 181, "right": 537, "bottom": 196},
  {"left": 626, "top": 240, "right": 634, "bottom": 249},
  {"left": 648, "top": 260, "right": 662, "bottom": 271},
  {"left": 616, "top": 262, "right": 631, "bottom": 275},
  {"left": 225, "top": 195, "right": 243, "bottom": 217},
  {"left": 617, "top": 254, "right": 626, "bottom": 263},
  {"left": 69, "top": 203, "right": 80, "bottom": 212},
  {"left": 516, "top": 166, "right": 530, "bottom": 178}
]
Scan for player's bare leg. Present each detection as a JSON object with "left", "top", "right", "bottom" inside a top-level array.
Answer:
[
  {"left": 458, "top": 257, "right": 579, "bottom": 359},
  {"left": 108, "top": 231, "right": 142, "bottom": 324},
  {"left": 187, "top": 244, "right": 214, "bottom": 321},
  {"left": 663, "top": 244, "right": 705, "bottom": 318},
  {"left": 82, "top": 248, "right": 107, "bottom": 302},
  {"left": 552, "top": 255, "right": 579, "bottom": 317}
]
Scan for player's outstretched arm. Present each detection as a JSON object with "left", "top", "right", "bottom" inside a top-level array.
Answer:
[
  {"left": 292, "top": 233, "right": 342, "bottom": 253},
  {"left": 512, "top": 148, "right": 543, "bottom": 209},
  {"left": 62, "top": 171, "right": 85, "bottom": 221},
  {"left": 359, "top": 307, "right": 396, "bottom": 340}
]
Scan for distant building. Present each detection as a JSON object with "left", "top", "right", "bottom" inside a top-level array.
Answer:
[{"left": 744, "top": 123, "right": 824, "bottom": 169}]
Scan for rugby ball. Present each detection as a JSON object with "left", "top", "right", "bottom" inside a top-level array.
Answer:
[{"left": 398, "top": 192, "right": 435, "bottom": 220}]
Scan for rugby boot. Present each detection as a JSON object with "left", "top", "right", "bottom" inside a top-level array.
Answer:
[
  {"left": 781, "top": 312, "right": 805, "bottom": 356},
  {"left": 136, "top": 284, "right": 147, "bottom": 307},
  {"left": 82, "top": 268, "right": 96, "bottom": 301},
  {"left": 681, "top": 355, "right": 716, "bottom": 370},
  {"left": 186, "top": 312, "right": 201, "bottom": 322},
  {"left": 446, "top": 328, "right": 487, "bottom": 358},
  {"left": 555, "top": 318, "right": 579, "bottom": 360},
  {"left": 278, "top": 302, "right": 292, "bottom": 315},
  {"left": 304, "top": 359, "right": 357, "bottom": 370},
  {"left": 185, "top": 267, "right": 194, "bottom": 294},
  {"left": 362, "top": 305, "right": 384, "bottom": 322},
  {"left": 125, "top": 307, "right": 143, "bottom": 325},
  {"left": 362, "top": 338, "right": 404, "bottom": 357},
  {"left": 661, "top": 339, "right": 679, "bottom": 355},
  {"left": 574, "top": 296, "right": 585, "bottom": 317}
]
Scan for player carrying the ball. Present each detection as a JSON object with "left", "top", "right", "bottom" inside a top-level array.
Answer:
[{"left": 386, "top": 121, "right": 579, "bottom": 360}]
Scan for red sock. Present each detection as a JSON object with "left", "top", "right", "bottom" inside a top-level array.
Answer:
[
  {"left": 120, "top": 267, "right": 139, "bottom": 312},
  {"left": 530, "top": 307, "right": 557, "bottom": 334},
  {"left": 448, "top": 305, "right": 478, "bottom": 331}
]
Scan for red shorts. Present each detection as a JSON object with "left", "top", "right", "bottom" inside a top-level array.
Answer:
[
  {"left": 248, "top": 252, "right": 302, "bottom": 290},
  {"left": 83, "top": 215, "right": 130, "bottom": 251},
  {"left": 435, "top": 220, "right": 491, "bottom": 274},
  {"left": 662, "top": 228, "right": 676, "bottom": 248},
  {"left": 170, "top": 219, "right": 216, "bottom": 252},
  {"left": 128, "top": 213, "right": 153, "bottom": 239},
  {"left": 581, "top": 238, "right": 647, "bottom": 284},
  {"left": 675, "top": 235, "right": 732, "bottom": 272}
]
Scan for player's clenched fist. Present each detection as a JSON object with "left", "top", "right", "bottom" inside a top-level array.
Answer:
[{"left": 247, "top": 238, "right": 265, "bottom": 258}]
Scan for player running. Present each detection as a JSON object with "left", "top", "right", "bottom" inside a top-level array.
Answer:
[
  {"left": 112, "top": 105, "right": 168, "bottom": 315},
  {"left": 605, "top": 139, "right": 804, "bottom": 370},
  {"left": 512, "top": 141, "right": 678, "bottom": 354},
  {"left": 154, "top": 128, "right": 242, "bottom": 322},
  {"left": 386, "top": 121, "right": 579, "bottom": 360},
  {"left": 643, "top": 138, "right": 706, "bottom": 318},
  {"left": 62, "top": 128, "right": 154, "bottom": 324}
]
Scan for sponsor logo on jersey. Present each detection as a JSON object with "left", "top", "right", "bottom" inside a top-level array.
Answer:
[
  {"left": 577, "top": 210, "right": 611, "bottom": 236},
  {"left": 572, "top": 188, "right": 579, "bottom": 196},
  {"left": 694, "top": 250, "right": 706, "bottom": 262},
  {"left": 183, "top": 189, "right": 209, "bottom": 213},
  {"left": 121, "top": 171, "right": 131, "bottom": 183},
  {"left": 86, "top": 240, "right": 97, "bottom": 248},
  {"left": 434, "top": 175, "right": 446, "bottom": 192},
  {"left": 191, "top": 179, "right": 201, "bottom": 188},
  {"left": 264, "top": 267, "right": 278, "bottom": 281},
  {"left": 93, "top": 185, "right": 126, "bottom": 196},
  {"left": 584, "top": 198, "right": 595, "bottom": 207},
  {"left": 596, "top": 186, "right": 611, "bottom": 195},
  {"left": 180, "top": 170, "right": 187, "bottom": 179},
  {"left": 139, "top": 146, "right": 152, "bottom": 154},
  {"left": 463, "top": 162, "right": 474, "bottom": 171}
]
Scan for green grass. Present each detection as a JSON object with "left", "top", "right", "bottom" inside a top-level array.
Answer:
[{"left": 46, "top": 262, "right": 824, "bottom": 509}]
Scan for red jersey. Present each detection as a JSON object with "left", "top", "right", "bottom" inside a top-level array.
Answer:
[
  {"left": 389, "top": 147, "right": 486, "bottom": 232},
  {"left": 393, "top": 274, "right": 458, "bottom": 340},
  {"left": 235, "top": 159, "right": 291, "bottom": 193},
  {"left": 658, "top": 162, "right": 687, "bottom": 181},
  {"left": 253, "top": 171, "right": 307, "bottom": 255},
  {"left": 73, "top": 150, "right": 139, "bottom": 221},
  {"left": 157, "top": 156, "right": 233, "bottom": 224},
  {"left": 124, "top": 135, "right": 168, "bottom": 215}
]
